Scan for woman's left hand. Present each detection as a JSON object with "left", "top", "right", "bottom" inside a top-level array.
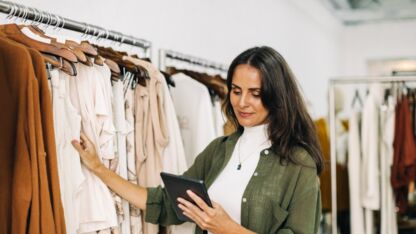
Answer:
[{"left": 177, "top": 190, "right": 238, "bottom": 234}]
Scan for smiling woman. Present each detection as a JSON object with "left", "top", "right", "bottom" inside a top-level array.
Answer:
[
  {"left": 72, "top": 46, "right": 323, "bottom": 234},
  {"left": 230, "top": 64, "right": 269, "bottom": 127}
]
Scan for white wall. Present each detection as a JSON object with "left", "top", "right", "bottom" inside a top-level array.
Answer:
[
  {"left": 341, "top": 20, "right": 416, "bottom": 76},
  {"left": 1, "top": 0, "right": 344, "bottom": 116}
]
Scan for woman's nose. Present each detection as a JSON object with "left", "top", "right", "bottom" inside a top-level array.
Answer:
[{"left": 238, "top": 94, "right": 249, "bottom": 108}]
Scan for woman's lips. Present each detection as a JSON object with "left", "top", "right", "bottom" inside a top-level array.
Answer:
[{"left": 238, "top": 112, "right": 253, "bottom": 118}]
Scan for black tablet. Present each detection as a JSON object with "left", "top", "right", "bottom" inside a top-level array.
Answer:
[{"left": 160, "top": 172, "right": 212, "bottom": 222}]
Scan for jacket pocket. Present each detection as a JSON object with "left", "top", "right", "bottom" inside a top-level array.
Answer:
[{"left": 269, "top": 202, "right": 289, "bottom": 233}]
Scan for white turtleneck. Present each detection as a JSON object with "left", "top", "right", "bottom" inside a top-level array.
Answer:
[{"left": 207, "top": 124, "right": 271, "bottom": 227}]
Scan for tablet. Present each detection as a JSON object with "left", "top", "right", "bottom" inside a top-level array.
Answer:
[{"left": 160, "top": 172, "right": 212, "bottom": 222}]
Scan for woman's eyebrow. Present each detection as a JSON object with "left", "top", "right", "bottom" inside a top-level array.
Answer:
[{"left": 231, "top": 84, "right": 261, "bottom": 91}]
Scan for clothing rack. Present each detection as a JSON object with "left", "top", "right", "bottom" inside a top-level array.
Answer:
[
  {"left": 0, "top": 0, "right": 152, "bottom": 57},
  {"left": 159, "top": 49, "right": 228, "bottom": 72},
  {"left": 328, "top": 75, "right": 416, "bottom": 234}
]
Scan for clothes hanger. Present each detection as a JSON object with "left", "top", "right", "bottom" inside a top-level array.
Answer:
[
  {"left": 103, "top": 58, "right": 121, "bottom": 80},
  {"left": 0, "top": 5, "right": 79, "bottom": 63},
  {"left": 160, "top": 70, "right": 176, "bottom": 87},
  {"left": 20, "top": 25, "right": 90, "bottom": 65},
  {"left": 166, "top": 66, "right": 227, "bottom": 99},
  {"left": 351, "top": 88, "right": 363, "bottom": 108},
  {"left": 0, "top": 24, "right": 78, "bottom": 63},
  {"left": 2, "top": 7, "right": 78, "bottom": 76},
  {"left": 95, "top": 45, "right": 148, "bottom": 85},
  {"left": 42, "top": 53, "right": 77, "bottom": 76}
]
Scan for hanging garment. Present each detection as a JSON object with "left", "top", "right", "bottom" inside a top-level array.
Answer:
[
  {"left": 361, "top": 84, "right": 384, "bottom": 234},
  {"left": 170, "top": 73, "right": 217, "bottom": 166},
  {"left": 314, "top": 118, "right": 331, "bottom": 212},
  {"left": 124, "top": 75, "right": 143, "bottom": 234},
  {"left": 112, "top": 79, "right": 131, "bottom": 233},
  {"left": 380, "top": 95, "right": 398, "bottom": 234},
  {"left": 212, "top": 98, "right": 225, "bottom": 137},
  {"left": 348, "top": 111, "right": 365, "bottom": 234},
  {"left": 68, "top": 63, "right": 117, "bottom": 233},
  {"left": 0, "top": 35, "right": 40, "bottom": 234},
  {"left": 391, "top": 96, "right": 416, "bottom": 214},
  {"left": 31, "top": 45, "right": 81, "bottom": 233},
  {"left": 158, "top": 74, "right": 192, "bottom": 234},
  {"left": 94, "top": 64, "right": 116, "bottom": 168},
  {"left": 52, "top": 69, "right": 86, "bottom": 234},
  {"left": 126, "top": 57, "right": 169, "bottom": 234}
]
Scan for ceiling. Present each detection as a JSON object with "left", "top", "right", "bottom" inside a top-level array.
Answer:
[{"left": 321, "top": 0, "right": 416, "bottom": 25}]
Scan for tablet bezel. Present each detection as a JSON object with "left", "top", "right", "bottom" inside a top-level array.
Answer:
[{"left": 160, "top": 172, "right": 213, "bottom": 222}]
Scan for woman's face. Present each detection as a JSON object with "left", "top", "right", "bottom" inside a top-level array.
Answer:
[{"left": 230, "top": 64, "right": 269, "bottom": 127}]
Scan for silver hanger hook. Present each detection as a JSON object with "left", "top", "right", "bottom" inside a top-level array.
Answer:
[
  {"left": 44, "top": 11, "right": 52, "bottom": 29},
  {"left": 16, "top": 4, "right": 24, "bottom": 23},
  {"left": 59, "top": 16, "right": 65, "bottom": 32},
  {"left": 87, "top": 25, "right": 93, "bottom": 41},
  {"left": 95, "top": 28, "right": 101, "bottom": 43},
  {"left": 52, "top": 14, "right": 59, "bottom": 31},
  {"left": 13, "top": 3, "right": 21, "bottom": 22},
  {"left": 85, "top": 24, "right": 91, "bottom": 39},
  {"left": 6, "top": 3, "right": 14, "bottom": 20},
  {"left": 37, "top": 8, "right": 44, "bottom": 26},
  {"left": 20, "top": 5, "right": 26, "bottom": 23},
  {"left": 24, "top": 5, "right": 31, "bottom": 23},
  {"left": 30, "top": 7, "right": 37, "bottom": 25},
  {"left": 31, "top": 7, "right": 37, "bottom": 25},
  {"left": 119, "top": 34, "right": 124, "bottom": 47},
  {"left": 28, "top": 7, "right": 36, "bottom": 25},
  {"left": 81, "top": 23, "right": 88, "bottom": 39}
]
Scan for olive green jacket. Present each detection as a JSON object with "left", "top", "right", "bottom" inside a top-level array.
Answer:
[{"left": 145, "top": 130, "right": 321, "bottom": 234}]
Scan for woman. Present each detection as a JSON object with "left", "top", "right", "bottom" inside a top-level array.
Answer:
[{"left": 72, "top": 46, "right": 323, "bottom": 234}]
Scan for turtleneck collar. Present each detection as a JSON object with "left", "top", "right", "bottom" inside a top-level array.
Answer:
[{"left": 240, "top": 123, "right": 270, "bottom": 146}]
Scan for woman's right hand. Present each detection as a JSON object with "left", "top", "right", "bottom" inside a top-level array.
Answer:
[{"left": 71, "top": 132, "right": 103, "bottom": 173}]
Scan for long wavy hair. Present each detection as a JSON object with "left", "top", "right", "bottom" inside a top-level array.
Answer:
[{"left": 223, "top": 46, "right": 324, "bottom": 174}]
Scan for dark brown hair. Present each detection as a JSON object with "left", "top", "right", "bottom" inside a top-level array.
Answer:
[{"left": 223, "top": 46, "right": 324, "bottom": 174}]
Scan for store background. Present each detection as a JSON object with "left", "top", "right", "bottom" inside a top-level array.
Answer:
[{"left": 1, "top": 0, "right": 415, "bottom": 117}]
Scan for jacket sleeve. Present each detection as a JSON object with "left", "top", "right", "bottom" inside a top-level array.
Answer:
[
  {"left": 276, "top": 166, "right": 322, "bottom": 234},
  {"left": 145, "top": 136, "right": 223, "bottom": 226}
]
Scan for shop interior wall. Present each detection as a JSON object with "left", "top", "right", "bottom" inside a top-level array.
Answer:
[
  {"left": 1, "top": 0, "right": 345, "bottom": 117},
  {"left": 341, "top": 19, "right": 416, "bottom": 76}
]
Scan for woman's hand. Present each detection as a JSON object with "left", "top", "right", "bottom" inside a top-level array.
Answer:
[
  {"left": 177, "top": 190, "right": 240, "bottom": 234},
  {"left": 71, "top": 132, "right": 103, "bottom": 173}
]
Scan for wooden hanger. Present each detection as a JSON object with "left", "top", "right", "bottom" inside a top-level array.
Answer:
[
  {"left": 103, "top": 57, "right": 121, "bottom": 79},
  {"left": 93, "top": 55, "right": 104, "bottom": 66},
  {"left": 21, "top": 25, "right": 91, "bottom": 66},
  {"left": 0, "top": 24, "right": 78, "bottom": 63},
  {"left": 42, "top": 54, "right": 77, "bottom": 76},
  {"left": 95, "top": 45, "right": 148, "bottom": 85},
  {"left": 166, "top": 67, "right": 227, "bottom": 99}
]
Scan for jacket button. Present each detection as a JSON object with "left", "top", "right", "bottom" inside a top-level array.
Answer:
[
  {"left": 254, "top": 172, "right": 258, "bottom": 176},
  {"left": 264, "top": 150, "right": 269, "bottom": 155},
  {"left": 242, "top": 198, "right": 247, "bottom": 203}
]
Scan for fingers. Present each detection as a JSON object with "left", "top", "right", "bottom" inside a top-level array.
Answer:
[
  {"left": 187, "top": 190, "right": 212, "bottom": 212},
  {"left": 177, "top": 194, "right": 214, "bottom": 229},
  {"left": 79, "top": 132, "right": 92, "bottom": 147},
  {"left": 71, "top": 140, "right": 84, "bottom": 153},
  {"left": 177, "top": 201, "right": 206, "bottom": 229}
]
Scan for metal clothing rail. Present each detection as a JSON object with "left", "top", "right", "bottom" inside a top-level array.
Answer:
[
  {"left": 159, "top": 49, "right": 228, "bottom": 72},
  {"left": 328, "top": 75, "right": 416, "bottom": 234},
  {"left": 0, "top": 0, "right": 152, "bottom": 57}
]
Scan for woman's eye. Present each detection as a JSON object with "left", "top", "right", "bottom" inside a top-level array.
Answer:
[
  {"left": 232, "top": 90, "right": 241, "bottom": 95},
  {"left": 252, "top": 93, "right": 261, "bottom": 98}
]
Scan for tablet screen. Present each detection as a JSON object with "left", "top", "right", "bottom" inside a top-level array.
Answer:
[{"left": 160, "top": 172, "right": 212, "bottom": 222}]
